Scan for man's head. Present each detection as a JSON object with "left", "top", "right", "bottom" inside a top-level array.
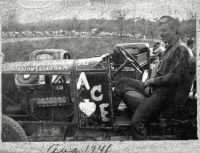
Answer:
[
  {"left": 152, "top": 41, "right": 165, "bottom": 57},
  {"left": 158, "top": 16, "right": 180, "bottom": 44},
  {"left": 153, "top": 42, "right": 161, "bottom": 50},
  {"left": 187, "top": 39, "right": 194, "bottom": 49}
]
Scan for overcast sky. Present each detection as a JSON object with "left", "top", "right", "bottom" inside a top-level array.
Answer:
[{"left": 1, "top": 0, "right": 198, "bottom": 23}]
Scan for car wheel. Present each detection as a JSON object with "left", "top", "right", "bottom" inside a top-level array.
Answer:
[{"left": 2, "top": 115, "right": 28, "bottom": 142}]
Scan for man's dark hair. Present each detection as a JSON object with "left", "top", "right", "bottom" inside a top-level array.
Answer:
[
  {"left": 187, "top": 39, "right": 194, "bottom": 46},
  {"left": 153, "top": 42, "right": 160, "bottom": 48},
  {"left": 158, "top": 16, "right": 180, "bottom": 34}
]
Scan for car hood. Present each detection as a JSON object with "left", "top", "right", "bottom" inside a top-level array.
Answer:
[{"left": 1, "top": 55, "right": 108, "bottom": 74}]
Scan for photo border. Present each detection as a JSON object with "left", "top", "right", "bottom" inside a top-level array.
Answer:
[{"left": 0, "top": 1, "right": 200, "bottom": 153}]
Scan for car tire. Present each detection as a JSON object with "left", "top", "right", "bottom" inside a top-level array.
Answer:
[
  {"left": 16, "top": 74, "right": 38, "bottom": 84},
  {"left": 2, "top": 115, "right": 28, "bottom": 142}
]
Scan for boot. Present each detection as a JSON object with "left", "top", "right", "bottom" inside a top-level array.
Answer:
[{"left": 130, "top": 121, "right": 147, "bottom": 140}]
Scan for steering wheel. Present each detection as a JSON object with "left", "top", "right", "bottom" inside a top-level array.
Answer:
[{"left": 112, "top": 46, "right": 144, "bottom": 77}]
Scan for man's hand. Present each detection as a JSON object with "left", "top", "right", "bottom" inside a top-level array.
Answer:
[
  {"left": 113, "top": 87, "right": 122, "bottom": 97},
  {"left": 144, "top": 86, "right": 152, "bottom": 96},
  {"left": 144, "top": 79, "right": 154, "bottom": 87}
]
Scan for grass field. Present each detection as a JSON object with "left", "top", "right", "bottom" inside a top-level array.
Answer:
[{"left": 2, "top": 37, "right": 155, "bottom": 62}]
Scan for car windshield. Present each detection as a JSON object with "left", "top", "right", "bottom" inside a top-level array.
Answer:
[
  {"left": 35, "top": 53, "right": 55, "bottom": 60},
  {"left": 125, "top": 48, "right": 140, "bottom": 55}
]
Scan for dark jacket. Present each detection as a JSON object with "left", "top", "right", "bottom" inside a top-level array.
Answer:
[{"left": 150, "top": 39, "right": 196, "bottom": 106}]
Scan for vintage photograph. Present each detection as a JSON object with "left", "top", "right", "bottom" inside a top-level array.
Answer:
[{"left": 0, "top": 0, "right": 197, "bottom": 142}]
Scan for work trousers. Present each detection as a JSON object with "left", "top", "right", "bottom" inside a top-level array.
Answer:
[{"left": 115, "top": 77, "right": 172, "bottom": 140}]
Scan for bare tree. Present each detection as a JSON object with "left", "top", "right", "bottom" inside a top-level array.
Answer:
[
  {"left": 7, "top": 9, "right": 18, "bottom": 30},
  {"left": 69, "top": 15, "right": 81, "bottom": 31}
]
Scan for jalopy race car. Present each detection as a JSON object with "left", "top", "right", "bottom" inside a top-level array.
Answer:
[{"left": 1, "top": 43, "right": 197, "bottom": 141}]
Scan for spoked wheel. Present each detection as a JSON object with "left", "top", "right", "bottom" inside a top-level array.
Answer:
[{"left": 2, "top": 115, "right": 28, "bottom": 142}]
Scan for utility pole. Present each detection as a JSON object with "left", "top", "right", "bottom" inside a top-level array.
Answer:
[{"left": 143, "top": 17, "right": 146, "bottom": 40}]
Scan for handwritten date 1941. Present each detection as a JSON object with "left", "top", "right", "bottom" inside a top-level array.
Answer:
[{"left": 47, "top": 144, "right": 112, "bottom": 153}]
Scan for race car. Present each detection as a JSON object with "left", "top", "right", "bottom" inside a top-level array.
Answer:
[{"left": 1, "top": 43, "right": 197, "bottom": 141}]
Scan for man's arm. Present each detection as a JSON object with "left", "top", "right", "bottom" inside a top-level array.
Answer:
[{"left": 146, "top": 46, "right": 190, "bottom": 87}]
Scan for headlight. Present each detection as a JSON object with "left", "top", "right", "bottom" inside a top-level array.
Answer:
[{"left": 23, "top": 74, "right": 31, "bottom": 80}]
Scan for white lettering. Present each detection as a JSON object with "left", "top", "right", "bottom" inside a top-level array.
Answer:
[
  {"left": 77, "top": 60, "right": 89, "bottom": 66},
  {"left": 77, "top": 72, "right": 90, "bottom": 90},
  {"left": 90, "top": 85, "right": 103, "bottom": 101},
  {"left": 99, "top": 103, "right": 110, "bottom": 122}
]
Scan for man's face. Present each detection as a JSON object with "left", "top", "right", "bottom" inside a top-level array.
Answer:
[{"left": 158, "top": 23, "right": 176, "bottom": 44}]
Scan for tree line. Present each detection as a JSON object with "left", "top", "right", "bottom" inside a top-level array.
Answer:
[{"left": 2, "top": 16, "right": 195, "bottom": 39}]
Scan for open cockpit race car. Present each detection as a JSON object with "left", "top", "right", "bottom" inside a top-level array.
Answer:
[{"left": 1, "top": 43, "right": 197, "bottom": 141}]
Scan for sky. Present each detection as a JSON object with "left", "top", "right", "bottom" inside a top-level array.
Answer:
[{"left": 1, "top": 0, "right": 198, "bottom": 23}]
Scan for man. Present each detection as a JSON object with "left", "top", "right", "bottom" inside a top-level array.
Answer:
[
  {"left": 114, "top": 16, "right": 195, "bottom": 140},
  {"left": 152, "top": 41, "right": 165, "bottom": 59}
]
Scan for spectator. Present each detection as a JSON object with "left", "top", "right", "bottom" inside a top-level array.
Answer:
[{"left": 152, "top": 41, "right": 165, "bottom": 59}]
